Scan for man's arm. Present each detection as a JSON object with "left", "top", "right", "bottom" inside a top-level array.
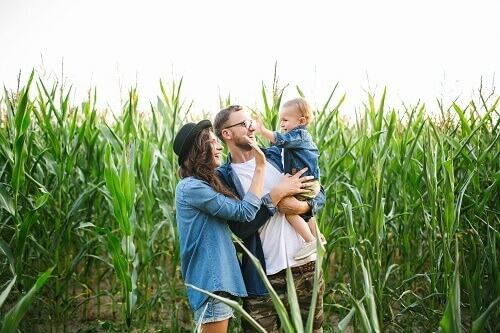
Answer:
[
  {"left": 228, "top": 179, "right": 300, "bottom": 239},
  {"left": 228, "top": 193, "right": 275, "bottom": 239},
  {"left": 277, "top": 185, "right": 326, "bottom": 216},
  {"left": 225, "top": 173, "right": 315, "bottom": 239}
]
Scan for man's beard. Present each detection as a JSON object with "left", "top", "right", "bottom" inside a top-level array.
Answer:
[{"left": 235, "top": 138, "right": 253, "bottom": 152}]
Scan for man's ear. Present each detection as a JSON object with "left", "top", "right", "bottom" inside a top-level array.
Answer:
[{"left": 221, "top": 129, "right": 232, "bottom": 141}]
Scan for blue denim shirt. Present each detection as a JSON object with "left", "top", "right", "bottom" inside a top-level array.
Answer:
[
  {"left": 274, "top": 125, "right": 320, "bottom": 179},
  {"left": 175, "top": 176, "right": 263, "bottom": 311},
  {"left": 216, "top": 146, "right": 326, "bottom": 296}
]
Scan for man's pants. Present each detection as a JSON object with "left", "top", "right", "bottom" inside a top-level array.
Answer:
[{"left": 242, "top": 265, "right": 325, "bottom": 333}]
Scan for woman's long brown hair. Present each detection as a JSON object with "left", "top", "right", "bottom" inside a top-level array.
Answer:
[{"left": 179, "top": 128, "right": 237, "bottom": 199}]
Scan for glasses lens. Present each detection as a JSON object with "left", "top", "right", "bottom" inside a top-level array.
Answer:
[{"left": 224, "top": 119, "right": 252, "bottom": 130}]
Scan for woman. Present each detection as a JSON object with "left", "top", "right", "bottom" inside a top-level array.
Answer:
[{"left": 173, "top": 119, "right": 309, "bottom": 332}]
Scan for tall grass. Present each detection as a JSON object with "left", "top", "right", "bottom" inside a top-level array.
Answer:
[{"left": 0, "top": 70, "right": 498, "bottom": 332}]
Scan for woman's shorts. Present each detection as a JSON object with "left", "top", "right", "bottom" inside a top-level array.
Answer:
[{"left": 194, "top": 295, "right": 234, "bottom": 324}]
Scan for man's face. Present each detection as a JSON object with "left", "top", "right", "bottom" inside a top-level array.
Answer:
[{"left": 223, "top": 110, "right": 256, "bottom": 151}]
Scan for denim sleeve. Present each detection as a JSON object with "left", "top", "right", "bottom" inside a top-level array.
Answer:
[
  {"left": 228, "top": 192, "right": 276, "bottom": 239},
  {"left": 306, "top": 185, "right": 326, "bottom": 216},
  {"left": 180, "top": 179, "right": 262, "bottom": 222},
  {"left": 273, "top": 130, "right": 308, "bottom": 149}
]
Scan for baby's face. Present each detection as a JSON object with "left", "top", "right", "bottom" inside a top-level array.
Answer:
[{"left": 279, "top": 106, "right": 305, "bottom": 132}]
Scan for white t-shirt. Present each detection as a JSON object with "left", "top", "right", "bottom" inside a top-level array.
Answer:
[{"left": 231, "top": 158, "right": 315, "bottom": 275}]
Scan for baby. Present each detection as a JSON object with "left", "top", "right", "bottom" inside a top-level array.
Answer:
[{"left": 255, "top": 98, "right": 325, "bottom": 260}]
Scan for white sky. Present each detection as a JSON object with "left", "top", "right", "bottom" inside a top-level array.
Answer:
[{"left": 1, "top": 0, "right": 499, "bottom": 117}]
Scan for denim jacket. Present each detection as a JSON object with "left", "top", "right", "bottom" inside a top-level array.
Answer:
[
  {"left": 216, "top": 146, "right": 326, "bottom": 296},
  {"left": 274, "top": 126, "right": 320, "bottom": 179},
  {"left": 175, "top": 176, "right": 263, "bottom": 311}
]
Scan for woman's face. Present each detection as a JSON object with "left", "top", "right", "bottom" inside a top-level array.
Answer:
[{"left": 209, "top": 131, "right": 224, "bottom": 166}]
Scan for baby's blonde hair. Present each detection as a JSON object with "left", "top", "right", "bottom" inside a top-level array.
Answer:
[{"left": 282, "top": 98, "right": 313, "bottom": 125}]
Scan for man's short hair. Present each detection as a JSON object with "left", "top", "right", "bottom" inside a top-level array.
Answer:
[{"left": 213, "top": 105, "right": 243, "bottom": 141}]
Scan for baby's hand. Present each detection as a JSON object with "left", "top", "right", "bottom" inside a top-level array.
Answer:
[
  {"left": 253, "top": 117, "right": 276, "bottom": 143},
  {"left": 253, "top": 118, "right": 264, "bottom": 133}
]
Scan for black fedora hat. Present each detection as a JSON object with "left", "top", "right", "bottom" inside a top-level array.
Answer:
[{"left": 173, "top": 119, "right": 212, "bottom": 165}]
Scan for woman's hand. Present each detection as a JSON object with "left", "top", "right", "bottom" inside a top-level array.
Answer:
[
  {"left": 245, "top": 135, "right": 266, "bottom": 198},
  {"left": 245, "top": 136, "right": 266, "bottom": 168}
]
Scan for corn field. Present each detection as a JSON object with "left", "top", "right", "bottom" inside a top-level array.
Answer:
[{"left": 0, "top": 70, "right": 499, "bottom": 332}]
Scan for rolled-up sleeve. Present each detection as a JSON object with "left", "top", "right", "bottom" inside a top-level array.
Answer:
[
  {"left": 179, "top": 179, "right": 262, "bottom": 222},
  {"left": 260, "top": 193, "right": 277, "bottom": 216}
]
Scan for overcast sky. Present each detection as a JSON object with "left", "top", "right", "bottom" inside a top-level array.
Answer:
[{"left": 1, "top": 0, "right": 499, "bottom": 117}]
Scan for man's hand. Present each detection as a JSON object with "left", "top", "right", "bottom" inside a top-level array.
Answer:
[
  {"left": 277, "top": 196, "right": 310, "bottom": 215},
  {"left": 268, "top": 168, "right": 313, "bottom": 206}
]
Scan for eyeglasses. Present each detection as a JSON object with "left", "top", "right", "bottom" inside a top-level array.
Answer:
[{"left": 223, "top": 119, "right": 253, "bottom": 130}]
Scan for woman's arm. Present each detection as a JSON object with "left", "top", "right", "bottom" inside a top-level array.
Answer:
[
  {"left": 227, "top": 171, "right": 314, "bottom": 238},
  {"left": 227, "top": 205, "right": 273, "bottom": 239},
  {"left": 246, "top": 138, "right": 266, "bottom": 198},
  {"left": 178, "top": 137, "right": 268, "bottom": 222},
  {"left": 178, "top": 179, "right": 262, "bottom": 222}
]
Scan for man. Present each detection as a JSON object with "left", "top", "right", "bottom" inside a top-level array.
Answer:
[{"left": 214, "top": 105, "right": 326, "bottom": 333}]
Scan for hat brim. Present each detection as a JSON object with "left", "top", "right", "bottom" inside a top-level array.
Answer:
[{"left": 178, "top": 119, "right": 212, "bottom": 165}]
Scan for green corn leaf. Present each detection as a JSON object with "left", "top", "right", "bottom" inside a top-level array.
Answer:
[
  {"left": 341, "top": 284, "right": 373, "bottom": 333},
  {"left": 0, "top": 240, "right": 15, "bottom": 275},
  {"left": 187, "top": 284, "right": 267, "bottom": 333},
  {"left": 14, "top": 70, "right": 34, "bottom": 134},
  {"left": 471, "top": 296, "right": 500, "bottom": 333},
  {"left": 439, "top": 242, "right": 461, "bottom": 333},
  {"left": 452, "top": 103, "right": 471, "bottom": 136},
  {"left": 305, "top": 225, "right": 326, "bottom": 333},
  {"left": 296, "top": 85, "right": 305, "bottom": 98},
  {"left": 357, "top": 250, "right": 381, "bottom": 333},
  {"left": 376, "top": 88, "right": 386, "bottom": 132},
  {"left": 0, "top": 266, "right": 54, "bottom": 333},
  {"left": 285, "top": 266, "right": 304, "bottom": 333},
  {"left": 338, "top": 307, "right": 355, "bottom": 332},
  {"left": 0, "top": 183, "right": 15, "bottom": 215},
  {"left": 14, "top": 212, "right": 37, "bottom": 277},
  {"left": 0, "top": 276, "right": 17, "bottom": 309},
  {"left": 233, "top": 237, "right": 293, "bottom": 331},
  {"left": 106, "top": 232, "right": 132, "bottom": 292}
]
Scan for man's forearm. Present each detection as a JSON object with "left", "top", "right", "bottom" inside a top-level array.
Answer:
[
  {"left": 268, "top": 187, "right": 286, "bottom": 206},
  {"left": 277, "top": 197, "right": 310, "bottom": 215}
]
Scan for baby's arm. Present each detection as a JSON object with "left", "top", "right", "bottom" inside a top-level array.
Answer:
[{"left": 254, "top": 120, "right": 276, "bottom": 143}]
